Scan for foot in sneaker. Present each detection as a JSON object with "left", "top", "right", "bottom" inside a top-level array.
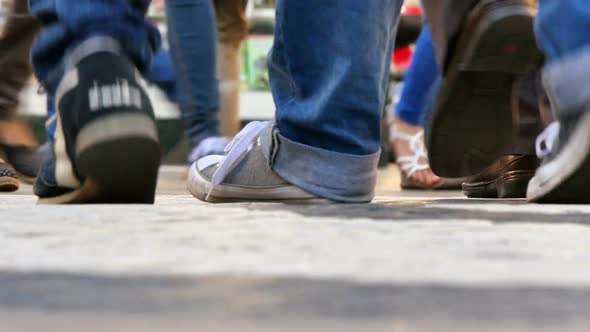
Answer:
[
  {"left": 188, "top": 121, "right": 328, "bottom": 203},
  {"left": 34, "top": 37, "right": 161, "bottom": 204},
  {"left": 527, "top": 115, "right": 590, "bottom": 203}
]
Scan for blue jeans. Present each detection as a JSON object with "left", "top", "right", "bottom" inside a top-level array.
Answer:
[
  {"left": 536, "top": 0, "right": 590, "bottom": 120},
  {"left": 260, "top": 0, "right": 403, "bottom": 201},
  {"left": 29, "top": 0, "right": 412, "bottom": 202},
  {"left": 29, "top": 0, "right": 160, "bottom": 94},
  {"left": 395, "top": 27, "right": 438, "bottom": 126},
  {"left": 261, "top": 0, "right": 590, "bottom": 201},
  {"left": 166, "top": 0, "right": 219, "bottom": 146}
]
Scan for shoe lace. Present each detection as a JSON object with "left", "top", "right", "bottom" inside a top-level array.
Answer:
[
  {"left": 207, "top": 121, "right": 268, "bottom": 198},
  {"left": 535, "top": 121, "right": 560, "bottom": 159}
]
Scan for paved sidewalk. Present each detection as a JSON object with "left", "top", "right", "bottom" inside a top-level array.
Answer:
[{"left": 1, "top": 166, "right": 589, "bottom": 331}]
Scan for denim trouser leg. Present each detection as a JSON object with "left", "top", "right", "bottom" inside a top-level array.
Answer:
[
  {"left": 166, "top": 0, "right": 219, "bottom": 146},
  {"left": 29, "top": 0, "right": 160, "bottom": 93},
  {"left": 396, "top": 27, "right": 439, "bottom": 126},
  {"left": 260, "top": 0, "right": 403, "bottom": 202},
  {"left": 536, "top": 0, "right": 590, "bottom": 118}
]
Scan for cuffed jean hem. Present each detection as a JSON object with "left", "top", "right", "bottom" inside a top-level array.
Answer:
[
  {"left": 543, "top": 46, "right": 590, "bottom": 118},
  {"left": 259, "top": 120, "right": 380, "bottom": 203}
]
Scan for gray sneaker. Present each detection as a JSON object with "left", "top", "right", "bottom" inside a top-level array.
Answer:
[
  {"left": 188, "top": 122, "right": 330, "bottom": 204},
  {"left": 527, "top": 110, "right": 590, "bottom": 203}
]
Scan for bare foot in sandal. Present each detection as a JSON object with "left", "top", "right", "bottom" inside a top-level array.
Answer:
[{"left": 390, "top": 118, "right": 441, "bottom": 188}]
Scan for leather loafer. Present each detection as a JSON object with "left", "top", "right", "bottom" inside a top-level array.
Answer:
[{"left": 462, "top": 155, "right": 539, "bottom": 198}]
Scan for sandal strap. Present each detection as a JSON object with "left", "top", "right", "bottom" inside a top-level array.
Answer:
[
  {"left": 399, "top": 161, "right": 430, "bottom": 177},
  {"left": 390, "top": 123, "right": 431, "bottom": 178}
]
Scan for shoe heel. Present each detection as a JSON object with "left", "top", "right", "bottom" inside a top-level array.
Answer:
[
  {"left": 497, "top": 173, "right": 533, "bottom": 199},
  {"left": 76, "top": 113, "right": 161, "bottom": 204},
  {"left": 466, "top": 7, "right": 542, "bottom": 73}
]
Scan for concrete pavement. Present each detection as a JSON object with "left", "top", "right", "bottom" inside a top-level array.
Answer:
[{"left": 0, "top": 166, "right": 589, "bottom": 331}]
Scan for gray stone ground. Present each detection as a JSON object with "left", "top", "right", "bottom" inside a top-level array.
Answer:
[{"left": 1, "top": 166, "right": 589, "bottom": 332}]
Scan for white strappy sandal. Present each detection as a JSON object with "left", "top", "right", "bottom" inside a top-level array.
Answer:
[{"left": 389, "top": 122, "right": 464, "bottom": 190}]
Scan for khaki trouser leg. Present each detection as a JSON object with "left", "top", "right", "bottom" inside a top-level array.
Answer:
[
  {"left": 214, "top": 0, "right": 249, "bottom": 137},
  {"left": 0, "top": 0, "right": 41, "bottom": 119}
]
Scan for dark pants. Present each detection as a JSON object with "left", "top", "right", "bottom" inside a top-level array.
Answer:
[
  {"left": 422, "top": 0, "right": 480, "bottom": 69},
  {"left": 0, "top": 0, "right": 41, "bottom": 118},
  {"left": 423, "top": 0, "right": 537, "bottom": 67},
  {"left": 422, "top": 0, "right": 542, "bottom": 155}
]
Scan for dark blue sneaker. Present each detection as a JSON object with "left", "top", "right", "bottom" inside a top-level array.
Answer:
[{"left": 34, "top": 38, "right": 161, "bottom": 204}]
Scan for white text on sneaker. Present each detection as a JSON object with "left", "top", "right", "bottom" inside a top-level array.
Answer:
[{"left": 89, "top": 79, "right": 142, "bottom": 111}]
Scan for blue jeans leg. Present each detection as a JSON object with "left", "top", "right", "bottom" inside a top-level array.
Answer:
[
  {"left": 536, "top": 0, "right": 590, "bottom": 117},
  {"left": 29, "top": 0, "right": 160, "bottom": 93},
  {"left": 166, "top": 0, "right": 219, "bottom": 147},
  {"left": 395, "top": 27, "right": 439, "bottom": 126},
  {"left": 259, "top": 0, "right": 403, "bottom": 202}
]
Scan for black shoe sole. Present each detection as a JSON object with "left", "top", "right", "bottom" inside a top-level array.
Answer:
[
  {"left": 38, "top": 113, "right": 160, "bottom": 204},
  {"left": 427, "top": 5, "right": 542, "bottom": 178}
]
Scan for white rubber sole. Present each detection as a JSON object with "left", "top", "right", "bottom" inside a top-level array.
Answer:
[
  {"left": 527, "top": 110, "right": 590, "bottom": 203},
  {"left": 187, "top": 162, "right": 333, "bottom": 204}
]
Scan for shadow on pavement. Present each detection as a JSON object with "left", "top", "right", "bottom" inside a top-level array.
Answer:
[{"left": 243, "top": 199, "right": 590, "bottom": 226}]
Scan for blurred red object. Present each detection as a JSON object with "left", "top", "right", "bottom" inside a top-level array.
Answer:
[
  {"left": 393, "top": 47, "right": 413, "bottom": 72},
  {"left": 400, "top": 4, "right": 423, "bottom": 17},
  {"left": 391, "top": 5, "right": 423, "bottom": 78}
]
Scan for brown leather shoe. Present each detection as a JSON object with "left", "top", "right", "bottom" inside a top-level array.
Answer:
[
  {"left": 0, "top": 160, "right": 19, "bottom": 192},
  {"left": 462, "top": 155, "right": 539, "bottom": 199}
]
